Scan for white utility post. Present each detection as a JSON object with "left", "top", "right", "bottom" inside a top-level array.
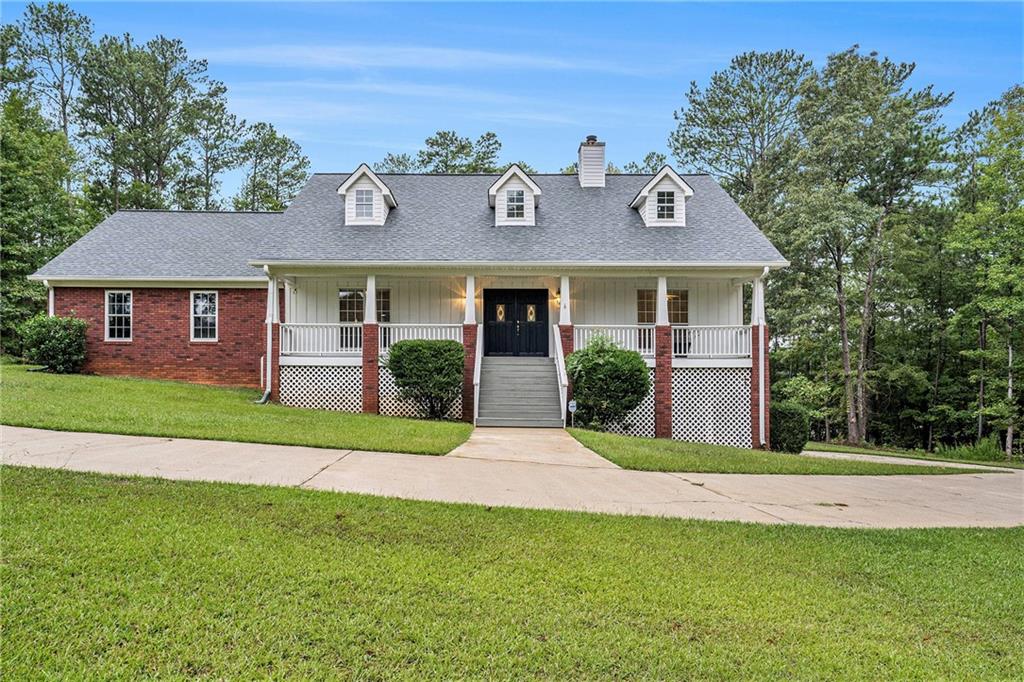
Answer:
[
  {"left": 559, "top": 275, "right": 571, "bottom": 325},
  {"left": 264, "top": 268, "right": 278, "bottom": 393},
  {"left": 464, "top": 275, "right": 477, "bottom": 324},
  {"left": 753, "top": 268, "right": 768, "bottom": 446},
  {"left": 656, "top": 276, "right": 669, "bottom": 326}
]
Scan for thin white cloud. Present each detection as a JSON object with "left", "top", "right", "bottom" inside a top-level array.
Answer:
[
  {"left": 227, "top": 96, "right": 412, "bottom": 125},
  {"left": 230, "top": 79, "right": 528, "bottom": 106},
  {"left": 202, "top": 44, "right": 645, "bottom": 75}
]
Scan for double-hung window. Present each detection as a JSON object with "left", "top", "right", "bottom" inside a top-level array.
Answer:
[
  {"left": 105, "top": 290, "right": 132, "bottom": 341},
  {"left": 656, "top": 191, "right": 675, "bottom": 219},
  {"left": 338, "top": 288, "right": 391, "bottom": 349},
  {"left": 506, "top": 189, "right": 525, "bottom": 219},
  {"left": 191, "top": 291, "right": 218, "bottom": 341},
  {"left": 355, "top": 189, "right": 374, "bottom": 219},
  {"left": 636, "top": 288, "right": 688, "bottom": 324}
]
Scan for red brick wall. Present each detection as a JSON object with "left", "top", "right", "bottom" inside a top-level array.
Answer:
[
  {"left": 654, "top": 325, "right": 672, "bottom": 438},
  {"left": 558, "top": 324, "right": 574, "bottom": 417},
  {"left": 361, "top": 323, "right": 379, "bottom": 413},
  {"left": 54, "top": 286, "right": 267, "bottom": 388},
  {"left": 461, "top": 324, "right": 477, "bottom": 423},
  {"left": 750, "top": 324, "right": 772, "bottom": 449}
]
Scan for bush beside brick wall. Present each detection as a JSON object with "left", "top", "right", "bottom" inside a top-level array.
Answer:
[{"left": 53, "top": 287, "right": 267, "bottom": 388}]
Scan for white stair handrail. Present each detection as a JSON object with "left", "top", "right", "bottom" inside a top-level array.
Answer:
[
  {"left": 472, "top": 323, "right": 483, "bottom": 424},
  {"left": 552, "top": 324, "right": 569, "bottom": 427}
]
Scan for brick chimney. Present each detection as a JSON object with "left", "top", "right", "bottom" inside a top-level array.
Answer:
[{"left": 578, "top": 134, "right": 605, "bottom": 188}]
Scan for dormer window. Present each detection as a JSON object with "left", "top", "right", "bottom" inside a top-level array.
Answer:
[
  {"left": 488, "top": 164, "right": 542, "bottom": 227},
  {"left": 506, "top": 189, "right": 525, "bottom": 219},
  {"left": 337, "top": 164, "right": 397, "bottom": 226},
  {"left": 355, "top": 189, "right": 374, "bottom": 218},
  {"left": 629, "top": 166, "right": 694, "bottom": 227},
  {"left": 656, "top": 191, "right": 675, "bottom": 219}
]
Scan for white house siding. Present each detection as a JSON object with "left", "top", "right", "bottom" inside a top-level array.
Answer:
[
  {"left": 343, "top": 176, "right": 389, "bottom": 225},
  {"left": 493, "top": 177, "right": 535, "bottom": 226},
  {"left": 571, "top": 277, "right": 742, "bottom": 325}
]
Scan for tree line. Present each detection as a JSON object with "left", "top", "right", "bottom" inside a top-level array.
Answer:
[
  {"left": 670, "top": 48, "right": 1021, "bottom": 456},
  {"left": 1, "top": 2, "right": 312, "bottom": 351}
]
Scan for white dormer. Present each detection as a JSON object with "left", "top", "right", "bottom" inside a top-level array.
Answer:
[
  {"left": 337, "top": 164, "right": 397, "bottom": 226},
  {"left": 629, "top": 166, "right": 694, "bottom": 227},
  {"left": 488, "top": 164, "right": 542, "bottom": 226}
]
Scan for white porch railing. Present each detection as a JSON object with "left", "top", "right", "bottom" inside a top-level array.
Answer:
[
  {"left": 280, "top": 323, "right": 362, "bottom": 356},
  {"left": 552, "top": 325, "right": 568, "bottom": 427},
  {"left": 574, "top": 325, "right": 656, "bottom": 357},
  {"left": 379, "top": 323, "right": 463, "bottom": 353},
  {"left": 573, "top": 324, "right": 752, "bottom": 359},
  {"left": 672, "top": 325, "right": 751, "bottom": 358}
]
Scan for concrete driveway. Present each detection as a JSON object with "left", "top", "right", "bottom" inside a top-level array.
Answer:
[{"left": 3, "top": 425, "right": 1021, "bottom": 528}]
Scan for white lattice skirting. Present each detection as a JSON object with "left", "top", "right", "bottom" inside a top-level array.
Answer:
[
  {"left": 379, "top": 366, "right": 462, "bottom": 420},
  {"left": 279, "top": 365, "right": 362, "bottom": 412},
  {"left": 606, "top": 368, "right": 656, "bottom": 438},
  {"left": 671, "top": 367, "right": 751, "bottom": 448}
]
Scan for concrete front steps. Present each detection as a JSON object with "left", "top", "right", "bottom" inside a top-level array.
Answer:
[{"left": 476, "top": 357, "right": 564, "bottom": 428}]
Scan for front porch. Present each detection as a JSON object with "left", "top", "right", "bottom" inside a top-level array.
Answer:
[{"left": 261, "top": 270, "right": 771, "bottom": 448}]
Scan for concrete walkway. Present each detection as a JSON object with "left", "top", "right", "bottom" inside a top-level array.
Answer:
[
  {"left": 800, "top": 448, "right": 1012, "bottom": 471},
  {"left": 3, "top": 426, "right": 1022, "bottom": 528},
  {"left": 448, "top": 427, "right": 617, "bottom": 468}
]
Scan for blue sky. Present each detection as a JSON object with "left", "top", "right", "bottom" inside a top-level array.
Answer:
[{"left": 6, "top": 1, "right": 1023, "bottom": 192}]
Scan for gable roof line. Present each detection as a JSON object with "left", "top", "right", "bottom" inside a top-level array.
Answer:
[
  {"left": 116, "top": 208, "right": 284, "bottom": 215},
  {"left": 336, "top": 163, "right": 398, "bottom": 208},
  {"left": 487, "top": 164, "right": 543, "bottom": 207},
  {"left": 311, "top": 171, "right": 713, "bottom": 178},
  {"left": 628, "top": 166, "right": 695, "bottom": 208}
]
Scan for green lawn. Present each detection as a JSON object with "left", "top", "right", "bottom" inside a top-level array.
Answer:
[
  {"left": 0, "top": 364, "right": 471, "bottom": 455},
  {"left": 807, "top": 440, "right": 1024, "bottom": 470},
  {"left": 570, "top": 429, "right": 984, "bottom": 475},
  {"left": 3, "top": 467, "right": 1021, "bottom": 679}
]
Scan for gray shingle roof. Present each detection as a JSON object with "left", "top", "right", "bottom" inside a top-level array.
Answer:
[
  {"left": 33, "top": 172, "right": 786, "bottom": 280},
  {"left": 270, "top": 173, "right": 785, "bottom": 265},
  {"left": 32, "top": 210, "right": 282, "bottom": 279}
]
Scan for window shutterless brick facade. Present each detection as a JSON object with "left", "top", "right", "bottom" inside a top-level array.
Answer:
[{"left": 53, "top": 287, "right": 268, "bottom": 388}]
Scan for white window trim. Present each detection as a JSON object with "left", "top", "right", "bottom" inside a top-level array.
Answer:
[
  {"left": 354, "top": 189, "right": 375, "bottom": 219},
  {"left": 637, "top": 287, "right": 689, "bottom": 325},
  {"left": 190, "top": 290, "right": 219, "bottom": 343},
  {"left": 655, "top": 191, "right": 676, "bottom": 221},
  {"left": 104, "top": 289, "right": 132, "bottom": 342},
  {"left": 506, "top": 189, "right": 525, "bottom": 219}
]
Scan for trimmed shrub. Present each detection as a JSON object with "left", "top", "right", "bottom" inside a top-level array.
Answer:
[
  {"left": 771, "top": 400, "right": 810, "bottom": 453},
  {"left": 19, "top": 314, "right": 88, "bottom": 373},
  {"left": 385, "top": 339, "right": 464, "bottom": 420},
  {"left": 565, "top": 334, "right": 650, "bottom": 429}
]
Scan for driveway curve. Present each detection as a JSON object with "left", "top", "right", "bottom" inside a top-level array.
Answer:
[{"left": 3, "top": 426, "right": 1021, "bottom": 528}]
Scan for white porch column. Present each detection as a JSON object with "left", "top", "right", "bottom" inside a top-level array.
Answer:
[
  {"left": 559, "top": 275, "right": 571, "bottom": 325},
  {"left": 44, "top": 280, "right": 54, "bottom": 317},
  {"left": 364, "top": 274, "right": 377, "bottom": 323},
  {"left": 656, "top": 276, "right": 669, "bottom": 326},
  {"left": 464, "top": 274, "right": 477, "bottom": 324},
  {"left": 752, "top": 275, "right": 766, "bottom": 325}
]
